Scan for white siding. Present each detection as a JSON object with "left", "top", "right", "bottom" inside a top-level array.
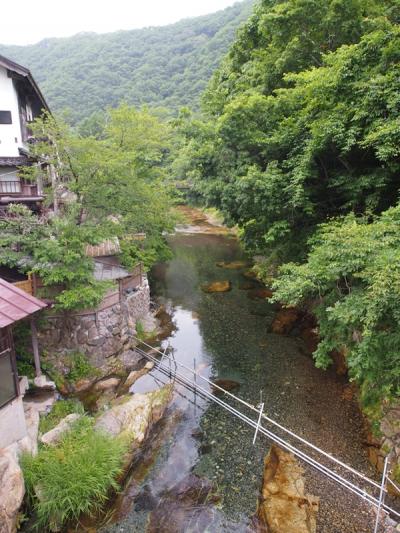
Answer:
[
  {"left": 0, "top": 66, "right": 22, "bottom": 157},
  {"left": 0, "top": 397, "right": 27, "bottom": 449}
]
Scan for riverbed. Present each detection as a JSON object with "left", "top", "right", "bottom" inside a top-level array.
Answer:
[{"left": 102, "top": 217, "right": 379, "bottom": 533}]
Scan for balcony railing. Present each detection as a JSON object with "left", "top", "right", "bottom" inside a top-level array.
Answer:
[{"left": 0, "top": 181, "right": 38, "bottom": 196}]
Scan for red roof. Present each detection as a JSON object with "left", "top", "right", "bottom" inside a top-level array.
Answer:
[{"left": 0, "top": 278, "right": 47, "bottom": 328}]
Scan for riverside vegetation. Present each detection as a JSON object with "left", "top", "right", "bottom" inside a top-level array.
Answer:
[
  {"left": 3, "top": 0, "right": 400, "bottom": 529},
  {"left": 172, "top": 0, "right": 400, "bottom": 418}
]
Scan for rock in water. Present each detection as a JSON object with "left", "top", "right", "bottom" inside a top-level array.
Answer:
[
  {"left": 94, "top": 385, "right": 172, "bottom": 456},
  {"left": 201, "top": 280, "right": 232, "bottom": 293},
  {"left": 211, "top": 378, "right": 240, "bottom": 394},
  {"left": 257, "top": 445, "right": 319, "bottom": 533},
  {"left": 216, "top": 261, "right": 248, "bottom": 269},
  {"left": 0, "top": 449, "right": 25, "bottom": 533},
  {"left": 247, "top": 288, "right": 273, "bottom": 300},
  {"left": 271, "top": 307, "right": 301, "bottom": 334}
]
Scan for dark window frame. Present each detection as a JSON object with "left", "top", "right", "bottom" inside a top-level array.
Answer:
[
  {"left": 0, "top": 328, "right": 19, "bottom": 409},
  {"left": 0, "top": 111, "right": 12, "bottom": 124}
]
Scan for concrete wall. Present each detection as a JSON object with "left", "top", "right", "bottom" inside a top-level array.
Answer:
[
  {"left": 38, "top": 277, "right": 152, "bottom": 369},
  {"left": 0, "top": 397, "right": 27, "bottom": 449},
  {"left": 0, "top": 66, "right": 21, "bottom": 157}
]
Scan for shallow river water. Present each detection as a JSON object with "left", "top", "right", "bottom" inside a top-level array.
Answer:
[{"left": 103, "top": 229, "right": 380, "bottom": 533}]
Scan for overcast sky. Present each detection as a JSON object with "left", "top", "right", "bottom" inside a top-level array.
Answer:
[{"left": 1, "top": 0, "right": 240, "bottom": 46}]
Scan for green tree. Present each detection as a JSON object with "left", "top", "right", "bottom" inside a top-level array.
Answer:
[
  {"left": 271, "top": 206, "right": 400, "bottom": 411},
  {"left": 0, "top": 104, "right": 175, "bottom": 309}
]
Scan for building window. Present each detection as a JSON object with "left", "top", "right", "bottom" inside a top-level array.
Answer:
[
  {"left": 0, "top": 111, "right": 12, "bottom": 124},
  {"left": 0, "top": 170, "right": 21, "bottom": 194},
  {"left": 0, "top": 346, "right": 17, "bottom": 408}
]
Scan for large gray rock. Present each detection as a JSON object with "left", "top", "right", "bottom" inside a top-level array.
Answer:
[
  {"left": 95, "top": 385, "right": 172, "bottom": 452},
  {"left": 0, "top": 449, "right": 25, "bottom": 533},
  {"left": 40, "top": 414, "right": 81, "bottom": 447},
  {"left": 93, "top": 377, "right": 120, "bottom": 392}
]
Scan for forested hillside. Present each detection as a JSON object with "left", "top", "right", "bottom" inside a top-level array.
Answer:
[
  {"left": 176, "top": 0, "right": 400, "bottom": 411},
  {"left": 0, "top": 1, "right": 253, "bottom": 123}
]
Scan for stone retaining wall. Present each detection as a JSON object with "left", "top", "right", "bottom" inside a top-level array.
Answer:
[{"left": 38, "top": 277, "right": 152, "bottom": 369}]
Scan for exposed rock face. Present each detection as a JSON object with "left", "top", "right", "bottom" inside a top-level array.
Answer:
[
  {"left": 257, "top": 445, "right": 319, "bottom": 533},
  {"left": 0, "top": 449, "right": 25, "bottom": 533},
  {"left": 271, "top": 308, "right": 301, "bottom": 335},
  {"left": 201, "top": 281, "right": 232, "bottom": 293},
  {"left": 94, "top": 385, "right": 173, "bottom": 455},
  {"left": 93, "top": 377, "right": 121, "bottom": 392},
  {"left": 40, "top": 413, "right": 81, "bottom": 447}
]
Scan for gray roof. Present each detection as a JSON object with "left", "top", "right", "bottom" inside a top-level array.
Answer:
[
  {"left": 94, "top": 257, "right": 129, "bottom": 281},
  {"left": 0, "top": 156, "right": 29, "bottom": 167}
]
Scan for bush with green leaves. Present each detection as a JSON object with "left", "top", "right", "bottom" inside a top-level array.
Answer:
[
  {"left": 22, "top": 417, "right": 127, "bottom": 530},
  {"left": 271, "top": 205, "right": 400, "bottom": 413}
]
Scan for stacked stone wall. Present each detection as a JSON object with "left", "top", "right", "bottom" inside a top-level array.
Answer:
[{"left": 38, "top": 277, "right": 151, "bottom": 369}]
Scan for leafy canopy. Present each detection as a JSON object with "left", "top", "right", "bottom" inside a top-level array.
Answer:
[{"left": 0, "top": 105, "right": 175, "bottom": 310}]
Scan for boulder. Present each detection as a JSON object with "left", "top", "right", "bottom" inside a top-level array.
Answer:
[
  {"left": 271, "top": 308, "right": 301, "bottom": 334},
  {"left": 124, "top": 362, "right": 155, "bottom": 389},
  {"left": 216, "top": 261, "right": 248, "bottom": 270},
  {"left": 0, "top": 449, "right": 25, "bottom": 533},
  {"left": 247, "top": 288, "right": 273, "bottom": 300},
  {"left": 201, "top": 281, "right": 231, "bottom": 293},
  {"left": 94, "top": 385, "right": 173, "bottom": 453},
  {"left": 242, "top": 269, "right": 258, "bottom": 280},
  {"left": 93, "top": 377, "right": 121, "bottom": 392},
  {"left": 33, "top": 375, "right": 56, "bottom": 390},
  {"left": 211, "top": 378, "right": 240, "bottom": 394},
  {"left": 257, "top": 445, "right": 319, "bottom": 533},
  {"left": 40, "top": 413, "right": 81, "bottom": 446}
]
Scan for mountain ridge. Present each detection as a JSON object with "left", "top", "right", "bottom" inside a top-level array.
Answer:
[{"left": 0, "top": 1, "right": 254, "bottom": 123}]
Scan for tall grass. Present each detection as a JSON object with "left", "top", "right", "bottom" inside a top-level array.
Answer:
[
  {"left": 22, "top": 417, "right": 127, "bottom": 530},
  {"left": 39, "top": 399, "right": 85, "bottom": 434}
]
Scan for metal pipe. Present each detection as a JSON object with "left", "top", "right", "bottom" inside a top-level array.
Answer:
[
  {"left": 137, "top": 344, "right": 400, "bottom": 520},
  {"left": 374, "top": 455, "right": 390, "bottom": 533},
  {"left": 134, "top": 337, "right": 381, "bottom": 491}
]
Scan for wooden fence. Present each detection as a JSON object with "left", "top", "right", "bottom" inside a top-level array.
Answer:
[{"left": 34, "top": 262, "right": 144, "bottom": 320}]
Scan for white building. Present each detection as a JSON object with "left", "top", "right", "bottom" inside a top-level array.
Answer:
[{"left": 0, "top": 54, "right": 49, "bottom": 211}]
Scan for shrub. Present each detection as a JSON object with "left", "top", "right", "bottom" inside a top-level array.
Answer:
[
  {"left": 22, "top": 417, "right": 127, "bottom": 530},
  {"left": 65, "top": 352, "right": 99, "bottom": 384},
  {"left": 135, "top": 320, "right": 145, "bottom": 340},
  {"left": 39, "top": 399, "right": 85, "bottom": 434}
]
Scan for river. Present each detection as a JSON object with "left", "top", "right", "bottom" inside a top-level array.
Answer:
[{"left": 102, "top": 214, "right": 379, "bottom": 533}]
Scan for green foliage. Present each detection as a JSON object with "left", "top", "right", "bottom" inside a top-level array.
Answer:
[
  {"left": 135, "top": 320, "right": 145, "bottom": 341},
  {"left": 39, "top": 399, "right": 85, "bottom": 434},
  {"left": 272, "top": 206, "right": 400, "bottom": 409},
  {"left": 22, "top": 417, "right": 127, "bottom": 530},
  {"left": 64, "top": 352, "right": 100, "bottom": 384},
  {"left": 0, "top": 104, "right": 176, "bottom": 310},
  {"left": 169, "top": 0, "right": 400, "bottom": 414},
  {"left": 0, "top": 2, "right": 254, "bottom": 124},
  {"left": 176, "top": 0, "right": 400, "bottom": 260}
]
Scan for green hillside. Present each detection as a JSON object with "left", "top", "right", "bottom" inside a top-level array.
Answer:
[{"left": 0, "top": 1, "right": 254, "bottom": 123}]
